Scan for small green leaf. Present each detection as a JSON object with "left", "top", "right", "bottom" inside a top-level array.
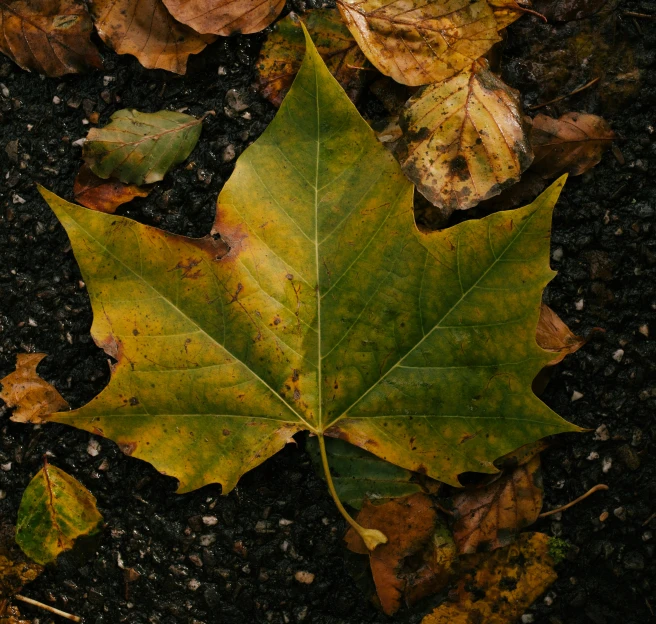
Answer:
[
  {"left": 82, "top": 109, "right": 203, "bottom": 185},
  {"left": 307, "top": 436, "right": 423, "bottom": 509},
  {"left": 16, "top": 463, "right": 103, "bottom": 565}
]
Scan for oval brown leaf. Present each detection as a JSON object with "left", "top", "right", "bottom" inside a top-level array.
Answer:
[
  {"left": 74, "top": 164, "right": 150, "bottom": 214},
  {"left": 0, "top": 353, "right": 69, "bottom": 424},
  {"left": 337, "top": 0, "right": 501, "bottom": 86},
  {"left": 162, "top": 0, "right": 285, "bottom": 35},
  {"left": 255, "top": 9, "right": 369, "bottom": 108},
  {"left": 452, "top": 454, "right": 543, "bottom": 554},
  {"left": 91, "top": 0, "right": 214, "bottom": 74},
  {"left": 0, "top": 0, "right": 102, "bottom": 77},
  {"left": 530, "top": 112, "right": 615, "bottom": 179},
  {"left": 397, "top": 60, "right": 533, "bottom": 213}
]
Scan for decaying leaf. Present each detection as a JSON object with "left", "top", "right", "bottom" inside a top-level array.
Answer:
[
  {"left": 530, "top": 112, "right": 615, "bottom": 179},
  {"left": 255, "top": 9, "right": 369, "bottom": 108},
  {"left": 345, "top": 493, "right": 438, "bottom": 615},
  {"left": 488, "top": 0, "right": 530, "bottom": 28},
  {"left": 83, "top": 109, "right": 204, "bottom": 185},
  {"left": 162, "top": 0, "right": 285, "bottom": 35},
  {"left": 397, "top": 59, "right": 533, "bottom": 213},
  {"left": 91, "top": 0, "right": 213, "bottom": 74},
  {"left": 536, "top": 303, "right": 586, "bottom": 365},
  {"left": 452, "top": 454, "right": 543, "bottom": 554},
  {"left": 307, "top": 436, "right": 423, "bottom": 510},
  {"left": 74, "top": 164, "right": 151, "bottom": 214},
  {"left": 0, "top": 354, "right": 68, "bottom": 424},
  {"left": 38, "top": 30, "right": 577, "bottom": 500},
  {"left": 16, "top": 462, "right": 103, "bottom": 566},
  {"left": 421, "top": 532, "right": 557, "bottom": 623},
  {"left": 336, "top": 0, "right": 501, "bottom": 86},
  {"left": 0, "top": 0, "right": 102, "bottom": 77}
]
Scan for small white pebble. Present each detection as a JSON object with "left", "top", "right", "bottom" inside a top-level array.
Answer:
[
  {"left": 103, "top": 75, "right": 115, "bottom": 86},
  {"left": 642, "top": 531, "right": 653, "bottom": 542},
  {"left": 612, "top": 349, "right": 624, "bottom": 362},
  {"left": 0, "top": 490, "right": 5, "bottom": 499},
  {"left": 218, "top": 66, "right": 227, "bottom": 75},
  {"left": 52, "top": 96, "right": 61, "bottom": 104},
  {"left": 543, "top": 595, "right": 553, "bottom": 606},
  {"left": 1, "top": 463, "right": 11, "bottom": 471},
  {"left": 575, "top": 298, "right": 584, "bottom": 311},
  {"left": 27, "top": 124, "right": 33, "bottom": 131},
  {"left": 98, "top": 458, "right": 110, "bottom": 471},
  {"left": 12, "top": 194, "right": 26, "bottom": 204},
  {"left": 72, "top": 137, "right": 86, "bottom": 147},
  {"left": 587, "top": 451, "right": 599, "bottom": 461},
  {"left": 0, "top": 83, "right": 9, "bottom": 97},
  {"left": 594, "top": 424, "right": 610, "bottom": 441},
  {"left": 552, "top": 247, "right": 563, "bottom": 261},
  {"left": 280, "top": 540, "right": 290, "bottom": 552},
  {"left": 279, "top": 518, "right": 294, "bottom": 527},
  {"left": 87, "top": 438, "right": 101, "bottom": 457},
  {"left": 200, "top": 535, "right": 216, "bottom": 547},
  {"left": 187, "top": 579, "right": 201, "bottom": 591},
  {"left": 602, "top": 457, "right": 613, "bottom": 473},
  {"left": 202, "top": 516, "right": 218, "bottom": 526},
  {"left": 571, "top": 390, "right": 584, "bottom": 401},
  {"left": 521, "top": 615, "right": 535, "bottom": 624},
  {"left": 28, "top": 318, "right": 37, "bottom": 327},
  {"left": 294, "top": 571, "right": 315, "bottom": 584},
  {"left": 82, "top": 118, "right": 89, "bottom": 125},
  {"left": 66, "top": 332, "right": 73, "bottom": 344},
  {"left": 639, "top": 324, "right": 649, "bottom": 337}
]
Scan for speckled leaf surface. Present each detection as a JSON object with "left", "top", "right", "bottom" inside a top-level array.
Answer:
[
  {"left": 40, "top": 29, "right": 577, "bottom": 497},
  {"left": 83, "top": 109, "right": 203, "bottom": 185},
  {"left": 15, "top": 464, "right": 102, "bottom": 565}
]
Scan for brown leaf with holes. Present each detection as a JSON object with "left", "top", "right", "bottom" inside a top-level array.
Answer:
[
  {"left": 74, "top": 164, "right": 151, "bottom": 214},
  {"left": 0, "top": 0, "right": 102, "bottom": 77},
  {"left": 255, "top": 9, "right": 369, "bottom": 108},
  {"left": 162, "top": 0, "right": 285, "bottom": 35},
  {"left": 536, "top": 303, "right": 587, "bottom": 365},
  {"left": 530, "top": 112, "right": 615, "bottom": 179},
  {"left": 336, "top": 0, "right": 501, "bottom": 86},
  {"left": 345, "top": 493, "right": 438, "bottom": 615},
  {"left": 397, "top": 59, "right": 533, "bottom": 213},
  {"left": 452, "top": 455, "right": 543, "bottom": 554},
  {"left": 91, "top": 0, "right": 214, "bottom": 74},
  {"left": 0, "top": 354, "right": 68, "bottom": 424},
  {"left": 421, "top": 532, "right": 557, "bottom": 624}
]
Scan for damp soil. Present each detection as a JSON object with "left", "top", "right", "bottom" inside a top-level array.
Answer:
[{"left": 1, "top": 2, "right": 655, "bottom": 623}]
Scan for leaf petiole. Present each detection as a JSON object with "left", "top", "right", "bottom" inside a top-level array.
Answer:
[{"left": 316, "top": 434, "right": 387, "bottom": 551}]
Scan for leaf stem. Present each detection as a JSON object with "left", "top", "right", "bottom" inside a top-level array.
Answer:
[
  {"left": 15, "top": 594, "right": 81, "bottom": 622},
  {"left": 317, "top": 434, "right": 387, "bottom": 551},
  {"left": 539, "top": 483, "right": 608, "bottom": 518}
]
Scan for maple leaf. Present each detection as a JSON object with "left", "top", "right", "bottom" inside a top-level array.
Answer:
[
  {"left": 38, "top": 29, "right": 578, "bottom": 548},
  {"left": 16, "top": 460, "right": 103, "bottom": 566},
  {"left": 0, "top": 0, "right": 102, "bottom": 77}
]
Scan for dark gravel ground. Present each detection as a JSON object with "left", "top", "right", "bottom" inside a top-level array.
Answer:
[{"left": 1, "top": 1, "right": 655, "bottom": 623}]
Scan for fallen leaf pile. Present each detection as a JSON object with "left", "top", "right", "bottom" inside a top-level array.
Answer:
[{"left": 16, "top": 462, "right": 103, "bottom": 566}]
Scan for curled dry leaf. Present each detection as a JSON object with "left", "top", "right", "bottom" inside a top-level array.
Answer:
[
  {"left": 336, "top": 0, "right": 501, "bottom": 86},
  {"left": 397, "top": 59, "right": 533, "bottom": 213},
  {"left": 162, "top": 0, "right": 284, "bottom": 35},
  {"left": 421, "top": 532, "right": 557, "bottom": 624},
  {"left": 530, "top": 112, "right": 615, "bottom": 179},
  {"left": 16, "top": 462, "right": 103, "bottom": 566},
  {"left": 345, "top": 493, "right": 438, "bottom": 615},
  {"left": 0, "top": 0, "right": 101, "bottom": 77},
  {"left": 0, "top": 354, "right": 68, "bottom": 424},
  {"left": 307, "top": 436, "right": 423, "bottom": 510},
  {"left": 74, "top": 164, "right": 150, "bottom": 214},
  {"left": 255, "top": 9, "right": 369, "bottom": 108},
  {"left": 536, "top": 303, "right": 586, "bottom": 365},
  {"left": 452, "top": 454, "right": 543, "bottom": 554},
  {"left": 83, "top": 109, "right": 203, "bottom": 185},
  {"left": 91, "top": 0, "right": 213, "bottom": 74}
]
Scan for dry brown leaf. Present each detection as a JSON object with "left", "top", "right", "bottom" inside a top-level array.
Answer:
[
  {"left": 0, "top": 354, "right": 68, "bottom": 424},
  {"left": 452, "top": 455, "right": 543, "bottom": 554},
  {"left": 74, "top": 164, "right": 150, "bottom": 214},
  {"left": 162, "top": 0, "right": 285, "bottom": 35},
  {"left": 397, "top": 59, "right": 533, "bottom": 213},
  {"left": 345, "top": 493, "right": 438, "bottom": 615},
  {"left": 255, "top": 10, "right": 369, "bottom": 108},
  {"left": 421, "top": 532, "right": 557, "bottom": 624},
  {"left": 530, "top": 112, "right": 615, "bottom": 179},
  {"left": 91, "top": 0, "right": 214, "bottom": 74},
  {"left": 336, "top": 0, "right": 501, "bottom": 86},
  {"left": 0, "top": 0, "right": 102, "bottom": 77},
  {"left": 536, "top": 303, "right": 587, "bottom": 365}
]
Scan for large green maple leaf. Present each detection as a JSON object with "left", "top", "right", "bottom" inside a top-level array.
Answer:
[{"left": 39, "top": 29, "right": 577, "bottom": 531}]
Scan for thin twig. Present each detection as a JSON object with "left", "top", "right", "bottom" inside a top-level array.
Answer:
[
  {"left": 623, "top": 11, "right": 656, "bottom": 18},
  {"left": 529, "top": 77, "right": 600, "bottom": 110},
  {"left": 514, "top": 5, "right": 548, "bottom": 22},
  {"left": 642, "top": 511, "right": 656, "bottom": 526},
  {"left": 539, "top": 484, "right": 608, "bottom": 518},
  {"left": 15, "top": 594, "right": 81, "bottom": 622},
  {"left": 346, "top": 65, "right": 377, "bottom": 71}
]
